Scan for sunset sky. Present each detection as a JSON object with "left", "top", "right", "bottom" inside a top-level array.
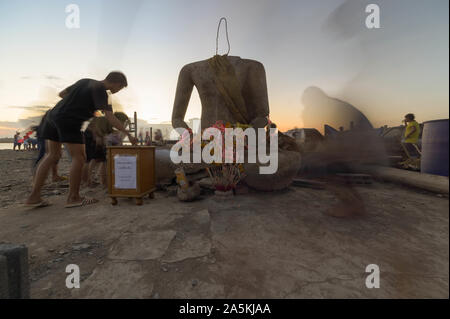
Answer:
[{"left": 0, "top": 0, "right": 448, "bottom": 137}]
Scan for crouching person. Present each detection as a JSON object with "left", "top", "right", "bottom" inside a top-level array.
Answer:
[{"left": 85, "top": 112, "right": 129, "bottom": 188}]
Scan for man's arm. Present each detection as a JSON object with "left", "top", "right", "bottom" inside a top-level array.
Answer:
[{"left": 104, "top": 110, "right": 137, "bottom": 145}]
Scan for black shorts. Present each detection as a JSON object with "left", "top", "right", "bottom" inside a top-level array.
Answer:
[{"left": 41, "top": 114, "right": 84, "bottom": 144}]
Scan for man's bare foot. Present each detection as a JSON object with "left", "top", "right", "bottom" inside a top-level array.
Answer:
[
  {"left": 25, "top": 193, "right": 43, "bottom": 205},
  {"left": 24, "top": 199, "right": 51, "bottom": 208}
]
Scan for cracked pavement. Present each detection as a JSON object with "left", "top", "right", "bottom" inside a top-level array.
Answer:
[{"left": 0, "top": 181, "right": 448, "bottom": 298}]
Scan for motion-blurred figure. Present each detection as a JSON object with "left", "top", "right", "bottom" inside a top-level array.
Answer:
[
  {"left": 299, "top": 86, "right": 388, "bottom": 218},
  {"left": 25, "top": 71, "right": 136, "bottom": 208},
  {"left": 302, "top": 86, "right": 373, "bottom": 132},
  {"left": 154, "top": 129, "right": 164, "bottom": 146},
  {"left": 33, "top": 111, "right": 66, "bottom": 182},
  {"left": 402, "top": 113, "right": 421, "bottom": 158},
  {"left": 13, "top": 132, "right": 21, "bottom": 151},
  {"left": 83, "top": 112, "right": 129, "bottom": 188}
]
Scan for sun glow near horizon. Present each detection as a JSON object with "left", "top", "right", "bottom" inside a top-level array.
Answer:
[{"left": 0, "top": 0, "right": 448, "bottom": 138}]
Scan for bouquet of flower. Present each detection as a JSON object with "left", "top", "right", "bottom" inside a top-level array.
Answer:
[{"left": 205, "top": 120, "right": 249, "bottom": 192}]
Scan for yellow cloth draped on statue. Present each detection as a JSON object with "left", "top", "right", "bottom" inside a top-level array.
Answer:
[{"left": 208, "top": 55, "right": 250, "bottom": 125}]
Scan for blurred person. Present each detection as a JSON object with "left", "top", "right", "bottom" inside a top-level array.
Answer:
[
  {"left": 23, "top": 137, "right": 30, "bottom": 151},
  {"left": 138, "top": 129, "right": 143, "bottom": 145},
  {"left": 13, "top": 132, "right": 21, "bottom": 151},
  {"left": 33, "top": 111, "right": 66, "bottom": 182},
  {"left": 144, "top": 130, "right": 151, "bottom": 145},
  {"left": 29, "top": 136, "right": 38, "bottom": 150},
  {"left": 25, "top": 71, "right": 137, "bottom": 208},
  {"left": 402, "top": 113, "right": 421, "bottom": 158},
  {"left": 84, "top": 112, "right": 129, "bottom": 188},
  {"left": 154, "top": 129, "right": 164, "bottom": 146}
]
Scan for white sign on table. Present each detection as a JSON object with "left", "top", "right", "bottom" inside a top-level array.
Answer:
[{"left": 114, "top": 155, "right": 137, "bottom": 189}]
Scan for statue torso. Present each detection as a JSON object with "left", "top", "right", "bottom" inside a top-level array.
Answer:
[{"left": 184, "top": 56, "right": 254, "bottom": 129}]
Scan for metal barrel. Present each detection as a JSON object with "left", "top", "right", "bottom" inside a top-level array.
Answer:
[{"left": 421, "top": 119, "right": 449, "bottom": 176}]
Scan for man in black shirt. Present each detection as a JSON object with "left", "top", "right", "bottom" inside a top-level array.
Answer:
[{"left": 25, "top": 71, "right": 137, "bottom": 208}]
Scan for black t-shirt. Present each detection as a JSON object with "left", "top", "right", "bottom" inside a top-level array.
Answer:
[
  {"left": 51, "top": 79, "right": 112, "bottom": 123},
  {"left": 36, "top": 110, "right": 50, "bottom": 138}
]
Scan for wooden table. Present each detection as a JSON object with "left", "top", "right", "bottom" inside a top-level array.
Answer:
[{"left": 107, "top": 146, "right": 156, "bottom": 205}]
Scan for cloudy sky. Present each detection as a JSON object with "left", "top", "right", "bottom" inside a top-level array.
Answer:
[{"left": 0, "top": 0, "right": 448, "bottom": 137}]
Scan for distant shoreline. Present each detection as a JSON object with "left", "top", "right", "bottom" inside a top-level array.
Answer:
[{"left": 0, "top": 143, "right": 15, "bottom": 150}]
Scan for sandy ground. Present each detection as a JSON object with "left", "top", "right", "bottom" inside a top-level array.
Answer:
[
  {"left": 0, "top": 149, "right": 448, "bottom": 298},
  {"left": 0, "top": 149, "right": 73, "bottom": 209}
]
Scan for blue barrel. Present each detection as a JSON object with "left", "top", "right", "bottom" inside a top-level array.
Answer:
[{"left": 421, "top": 119, "right": 449, "bottom": 176}]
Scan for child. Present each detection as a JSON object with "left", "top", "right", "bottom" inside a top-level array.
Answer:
[{"left": 85, "top": 112, "right": 129, "bottom": 188}]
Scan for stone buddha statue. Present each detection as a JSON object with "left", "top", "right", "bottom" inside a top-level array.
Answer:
[
  {"left": 172, "top": 56, "right": 270, "bottom": 130},
  {"left": 169, "top": 54, "right": 301, "bottom": 191}
]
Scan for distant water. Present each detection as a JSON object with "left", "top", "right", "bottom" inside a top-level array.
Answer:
[{"left": 0, "top": 143, "right": 13, "bottom": 150}]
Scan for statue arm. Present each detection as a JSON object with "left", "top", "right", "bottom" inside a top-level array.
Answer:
[
  {"left": 246, "top": 61, "right": 269, "bottom": 128},
  {"left": 172, "top": 65, "right": 194, "bottom": 130}
]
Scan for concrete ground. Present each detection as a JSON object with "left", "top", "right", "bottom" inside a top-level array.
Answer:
[{"left": 0, "top": 180, "right": 448, "bottom": 299}]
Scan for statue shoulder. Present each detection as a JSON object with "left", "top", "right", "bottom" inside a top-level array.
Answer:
[
  {"left": 181, "top": 59, "right": 210, "bottom": 69},
  {"left": 241, "top": 58, "right": 265, "bottom": 70},
  {"left": 179, "top": 60, "right": 210, "bottom": 76},
  {"left": 240, "top": 59, "right": 266, "bottom": 76},
  {"left": 179, "top": 63, "right": 193, "bottom": 74},
  {"left": 240, "top": 59, "right": 266, "bottom": 77}
]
